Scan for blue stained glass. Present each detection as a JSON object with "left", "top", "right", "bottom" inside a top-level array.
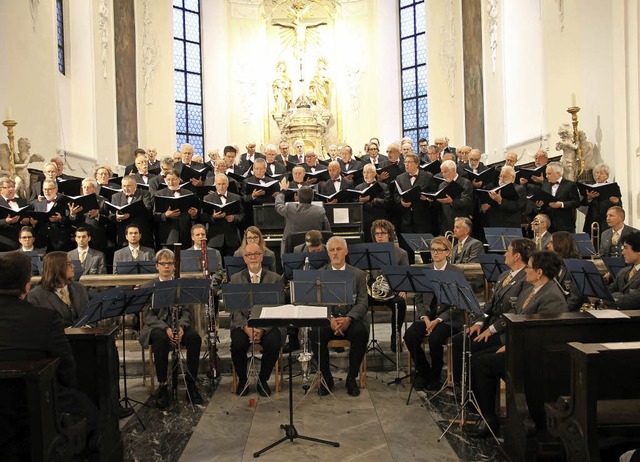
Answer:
[
  {"left": 173, "top": 0, "right": 183, "bottom": 8},
  {"left": 176, "top": 135, "right": 187, "bottom": 151},
  {"left": 186, "top": 74, "right": 202, "bottom": 103},
  {"left": 420, "top": 129, "right": 430, "bottom": 142},
  {"left": 403, "top": 100, "right": 417, "bottom": 127},
  {"left": 416, "top": 35, "right": 426, "bottom": 63},
  {"left": 173, "top": 41, "right": 185, "bottom": 70},
  {"left": 404, "top": 130, "right": 418, "bottom": 146},
  {"left": 176, "top": 103, "right": 187, "bottom": 131},
  {"left": 174, "top": 71, "right": 186, "bottom": 101},
  {"left": 417, "top": 65, "right": 427, "bottom": 95},
  {"left": 400, "top": 7, "right": 414, "bottom": 39},
  {"left": 173, "top": 9, "right": 184, "bottom": 39},
  {"left": 184, "top": 12, "right": 200, "bottom": 42},
  {"left": 401, "top": 39, "right": 415, "bottom": 68},
  {"left": 187, "top": 104, "right": 203, "bottom": 133},
  {"left": 400, "top": 0, "right": 413, "bottom": 7},
  {"left": 402, "top": 69, "right": 416, "bottom": 99},
  {"left": 185, "top": 42, "right": 201, "bottom": 73},
  {"left": 188, "top": 135, "right": 204, "bottom": 155},
  {"left": 184, "top": 0, "right": 199, "bottom": 12},
  {"left": 418, "top": 96, "right": 428, "bottom": 122},
  {"left": 58, "top": 50, "right": 64, "bottom": 74},
  {"left": 415, "top": 3, "right": 425, "bottom": 34}
]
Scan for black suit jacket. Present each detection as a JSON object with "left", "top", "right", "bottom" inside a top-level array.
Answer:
[
  {"left": 238, "top": 153, "right": 266, "bottom": 173},
  {"left": 480, "top": 183, "right": 526, "bottom": 229},
  {"left": 228, "top": 269, "right": 284, "bottom": 330},
  {"left": 109, "top": 189, "right": 154, "bottom": 248},
  {"left": 153, "top": 188, "right": 197, "bottom": 246},
  {"left": 202, "top": 191, "right": 244, "bottom": 249},
  {"left": 338, "top": 158, "right": 364, "bottom": 173},
  {"left": 265, "top": 162, "right": 287, "bottom": 178},
  {"left": 539, "top": 179, "right": 580, "bottom": 232},
  {"left": 71, "top": 194, "right": 112, "bottom": 252},
  {"left": 243, "top": 175, "right": 277, "bottom": 205},
  {"left": 394, "top": 170, "right": 437, "bottom": 234},
  {"left": 355, "top": 181, "right": 391, "bottom": 230},
  {"left": 0, "top": 196, "right": 28, "bottom": 250},
  {"left": 26, "top": 281, "right": 90, "bottom": 328},
  {"left": 359, "top": 154, "right": 389, "bottom": 166},
  {"left": 173, "top": 161, "right": 206, "bottom": 179},
  {"left": 32, "top": 195, "right": 73, "bottom": 251},
  {"left": 319, "top": 178, "right": 354, "bottom": 197},
  {"left": 437, "top": 175, "right": 474, "bottom": 234},
  {"left": 581, "top": 185, "right": 622, "bottom": 234}
]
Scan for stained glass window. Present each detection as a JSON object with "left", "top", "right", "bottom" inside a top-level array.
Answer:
[
  {"left": 56, "top": 0, "right": 65, "bottom": 75},
  {"left": 399, "top": 1, "right": 428, "bottom": 145},
  {"left": 173, "top": 0, "right": 204, "bottom": 154}
]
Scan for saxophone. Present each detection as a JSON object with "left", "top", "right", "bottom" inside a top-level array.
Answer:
[{"left": 201, "top": 238, "right": 219, "bottom": 380}]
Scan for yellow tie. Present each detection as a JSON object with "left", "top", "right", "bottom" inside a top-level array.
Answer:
[
  {"left": 457, "top": 242, "right": 463, "bottom": 254},
  {"left": 58, "top": 287, "right": 71, "bottom": 306},
  {"left": 611, "top": 232, "right": 620, "bottom": 246},
  {"left": 501, "top": 273, "right": 513, "bottom": 288},
  {"left": 628, "top": 267, "right": 637, "bottom": 282},
  {"left": 79, "top": 251, "right": 86, "bottom": 264},
  {"left": 521, "top": 290, "right": 536, "bottom": 312},
  {"left": 132, "top": 248, "right": 139, "bottom": 260},
  {"left": 251, "top": 274, "right": 259, "bottom": 284}
]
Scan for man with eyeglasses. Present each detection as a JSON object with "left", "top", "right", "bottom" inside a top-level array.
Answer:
[
  {"left": 149, "top": 157, "right": 175, "bottom": 196},
  {"left": 17, "top": 226, "right": 41, "bottom": 253},
  {"left": 229, "top": 243, "right": 284, "bottom": 397},
  {"left": 289, "top": 139, "right": 306, "bottom": 165},
  {"left": 238, "top": 142, "right": 265, "bottom": 173},
  {"left": 29, "top": 161, "right": 60, "bottom": 202},
  {"left": 32, "top": 179, "right": 73, "bottom": 252},
  {"left": 133, "top": 155, "right": 156, "bottom": 186},
  {"left": 360, "top": 142, "right": 388, "bottom": 166},
  {"left": 139, "top": 249, "right": 203, "bottom": 408},
  {"left": 202, "top": 173, "right": 244, "bottom": 256},
  {"left": 110, "top": 175, "right": 154, "bottom": 249},
  {"left": 428, "top": 159, "right": 474, "bottom": 235},
  {"left": 337, "top": 145, "right": 363, "bottom": 184},
  {"left": 0, "top": 177, "right": 30, "bottom": 251},
  {"left": 124, "top": 148, "right": 147, "bottom": 176},
  {"left": 153, "top": 170, "right": 198, "bottom": 246}
]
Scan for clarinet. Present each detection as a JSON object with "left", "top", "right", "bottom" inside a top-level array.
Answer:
[
  {"left": 171, "top": 243, "right": 182, "bottom": 395},
  {"left": 201, "top": 238, "right": 219, "bottom": 380}
]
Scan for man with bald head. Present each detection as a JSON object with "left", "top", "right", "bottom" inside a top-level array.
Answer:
[{"left": 319, "top": 161, "right": 353, "bottom": 201}]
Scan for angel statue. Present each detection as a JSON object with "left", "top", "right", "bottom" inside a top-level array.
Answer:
[
  {"left": 308, "top": 58, "right": 330, "bottom": 110},
  {"left": 272, "top": 61, "right": 293, "bottom": 114},
  {"left": 272, "top": 3, "right": 327, "bottom": 78},
  {"left": 0, "top": 138, "right": 44, "bottom": 198},
  {"left": 556, "top": 123, "right": 578, "bottom": 181}
]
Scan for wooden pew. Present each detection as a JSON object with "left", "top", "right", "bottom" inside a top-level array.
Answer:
[
  {"left": 503, "top": 310, "right": 640, "bottom": 462},
  {"left": 65, "top": 325, "right": 124, "bottom": 462},
  {"left": 0, "top": 358, "right": 85, "bottom": 461},
  {"left": 545, "top": 341, "right": 640, "bottom": 462}
]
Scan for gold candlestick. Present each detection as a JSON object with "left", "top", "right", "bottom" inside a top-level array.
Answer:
[
  {"left": 2, "top": 119, "right": 17, "bottom": 178},
  {"left": 567, "top": 106, "right": 583, "bottom": 176}
]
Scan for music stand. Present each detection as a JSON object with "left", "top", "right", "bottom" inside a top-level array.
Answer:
[
  {"left": 573, "top": 233, "right": 597, "bottom": 258},
  {"left": 602, "top": 257, "right": 627, "bottom": 279},
  {"left": 563, "top": 258, "right": 615, "bottom": 308},
  {"left": 248, "top": 305, "right": 338, "bottom": 457},
  {"left": 152, "top": 279, "right": 211, "bottom": 406},
  {"left": 223, "top": 256, "right": 275, "bottom": 278},
  {"left": 400, "top": 232, "right": 435, "bottom": 264},
  {"left": 479, "top": 254, "right": 508, "bottom": 283},
  {"left": 221, "top": 283, "right": 285, "bottom": 408},
  {"left": 180, "top": 249, "right": 219, "bottom": 273},
  {"left": 381, "top": 266, "right": 434, "bottom": 389},
  {"left": 484, "top": 227, "right": 522, "bottom": 253},
  {"left": 281, "top": 251, "right": 329, "bottom": 280},
  {"left": 115, "top": 261, "right": 158, "bottom": 275}
]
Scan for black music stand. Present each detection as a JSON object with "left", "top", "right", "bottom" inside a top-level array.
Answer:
[
  {"left": 180, "top": 249, "right": 219, "bottom": 273},
  {"left": 479, "top": 254, "right": 508, "bottom": 283},
  {"left": 248, "top": 306, "right": 338, "bottom": 457},
  {"left": 485, "top": 227, "right": 522, "bottom": 253},
  {"left": 401, "top": 232, "right": 435, "bottom": 263},
  {"left": 381, "top": 266, "right": 433, "bottom": 389},
  {"left": 573, "top": 233, "right": 597, "bottom": 258},
  {"left": 223, "top": 256, "right": 275, "bottom": 278},
  {"left": 281, "top": 251, "right": 329, "bottom": 280},
  {"left": 347, "top": 242, "right": 396, "bottom": 364},
  {"left": 564, "top": 258, "right": 615, "bottom": 308},
  {"left": 115, "top": 261, "right": 158, "bottom": 275},
  {"left": 152, "top": 279, "right": 211, "bottom": 405},
  {"left": 221, "top": 283, "right": 285, "bottom": 406},
  {"left": 602, "top": 257, "right": 627, "bottom": 279}
]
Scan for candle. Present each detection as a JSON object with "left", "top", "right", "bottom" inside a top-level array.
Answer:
[
  {"left": 4, "top": 106, "right": 12, "bottom": 120},
  {"left": 571, "top": 93, "right": 576, "bottom": 107}
]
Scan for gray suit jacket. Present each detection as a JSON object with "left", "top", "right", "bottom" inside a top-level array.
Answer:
[
  {"left": 68, "top": 248, "right": 106, "bottom": 275},
  {"left": 228, "top": 269, "right": 284, "bottom": 330},
  {"left": 600, "top": 225, "right": 639, "bottom": 258},
  {"left": 139, "top": 277, "right": 195, "bottom": 348},
  {"left": 516, "top": 280, "right": 568, "bottom": 315},
  {"left": 609, "top": 265, "right": 640, "bottom": 310},
  {"left": 451, "top": 236, "right": 484, "bottom": 264},
  {"left": 113, "top": 245, "right": 156, "bottom": 273},
  {"left": 275, "top": 193, "right": 331, "bottom": 244},
  {"left": 321, "top": 263, "right": 369, "bottom": 328},
  {"left": 26, "top": 281, "right": 90, "bottom": 328}
]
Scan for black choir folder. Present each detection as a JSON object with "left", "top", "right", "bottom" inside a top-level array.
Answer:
[
  {"left": 153, "top": 194, "right": 198, "bottom": 213},
  {"left": 201, "top": 199, "right": 242, "bottom": 215},
  {"left": 423, "top": 180, "right": 463, "bottom": 200},
  {"left": 576, "top": 182, "right": 621, "bottom": 198},
  {"left": 105, "top": 199, "right": 148, "bottom": 216},
  {"left": 245, "top": 180, "right": 281, "bottom": 196}
]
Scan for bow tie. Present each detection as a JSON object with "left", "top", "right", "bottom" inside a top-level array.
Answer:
[
  {"left": 552, "top": 181, "right": 560, "bottom": 186},
  {"left": 127, "top": 195, "right": 134, "bottom": 199},
  {"left": 268, "top": 162, "right": 275, "bottom": 166},
  {"left": 140, "top": 173, "right": 147, "bottom": 177},
  {"left": 409, "top": 174, "right": 418, "bottom": 178},
  {"left": 219, "top": 195, "right": 226, "bottom": 199},
  {"left": 389, "top": 162, "right": 398, "bottom": 165},
  {"left": 47, "top": 199, "right": 56, "bottom": 204}
]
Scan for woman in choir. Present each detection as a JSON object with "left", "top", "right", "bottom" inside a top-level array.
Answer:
[
  {"left": 548, "top": 231, "right": 587, "bottom": 311},
  {"left": 26, "top": 251, "right": 89, "bottom": 327},
  {"left": 233, "top": 226, "right": 276, "bottom": 272},
  {"left": 581, "top": 163, "right": 621, "bottom": 237}
]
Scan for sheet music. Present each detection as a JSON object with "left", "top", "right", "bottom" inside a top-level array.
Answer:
[
  {"left": 586, "top": 309, "right": 630, "bottom": 319},
  {"left": 261, "top": 304, "right": 328, "bottom": 319},
  {"left": 333, "top": 208, "right": 349, "bottom": 224}
]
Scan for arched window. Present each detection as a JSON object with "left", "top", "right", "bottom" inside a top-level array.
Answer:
[{"left": 56, "top": 0, "right": 65, "bottom": 75}]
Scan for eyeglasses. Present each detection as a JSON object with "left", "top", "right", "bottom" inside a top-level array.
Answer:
[
  {"left": 157, "top": 261, "right": 175, "bottom": 267},
  {"left": 430, "top": 248, "right": 448, "bottom": 254},
  {"left": 244, "top": 252, "right": 262, "bottom": 259},
  {"left": 246, "top": 235, "right": 260, "bottom": 241},
  {"left": 373, "top": 231, "right": 388, "bottom": 236}
]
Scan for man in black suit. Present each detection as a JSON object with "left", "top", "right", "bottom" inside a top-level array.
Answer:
[
  {"left": 69, "top": 178, "right": 113, "bottom": 256},
  {"left": 277, "top": 140, "right": 290, "bottom": 164},
  {"left": 243, "top": 158, "right": 279, "bottom": 206},
  {"left": 355, "top": 164, "right": 391, "bottom": 241},
  {"left": 288, "top": 139, "right": 306, "bottom": 165},
  {"left": 238, "top": 142, "right": 265, "bottom": 173},
  {"left": 462, "top": 149, "right": 490, "bottom": 186},
  {"left": 149, "top": 157, "right": 175, "bottom": 196},
  {"left": 124, "top": 148, "right": 147, "bottom": 176},
  {"left": 229, "top": 244, "right": 284, "bottom": 396},
  {"left": 202, "top": 173, "right": 244, "bottom": 256},
  {"left": 318, "top": 161, "right": 354, "bottom": 201},
  {"left": 110, "top": 176, "right": 155, "bottom": 249},
  {"left": 609, "top": 231, "right": 640, "bottom": 309},
  {"left": 32, "top": 179, "right": 74, "bottom": 252},
  {"left": 133, "top": 155, "right": 156, "bottom": 188},
  {"left": 376, "top": 143, "right": 405, "bottom": 186},
  {"left": 147, "top": 147, "right": 160, "bottom": 172},
  {"left": 434, "top": 136, "right": 456, "bottom": 158},
  {"left": 264, "top": 144, "right": 287, "bottom": 179},
  {"left": 139, "top": 249, "right": 203, "bottom": 408},
  {"left": 29, "top": 161, "right": 60, "bottom": 202},
  {"left": 112, "top": 224, "right": 156, "bottom": 273},
  {"left": 153, "top": 170, "right": 198, "bottom": 246},
  {"left": 479, "top": 165, "right": 526, "bottom": 230},
  {"left": 337, "top": 145, "right": 363, "bottom": 185},
  {"left": 0, "top": 177, "right": 30, "bottom": 251},
  {"left": 535, "top": 161, "right": 580, "bottom": 233},
  {"left": 431, "top": 159, "right": 474, "bottom": 234},
  {"left": 173, "top": 143, "right": 206, "bottom": 185},
  {"left": 359, "top": 142, "right": 388, "bottom": 166},
  {"left": 395, "top": 152, "right": 438, "bottom": 237},
  {"left": 310, "top": 236, "right": 369, "bottom": 397},
  {"left": 0, "top": 251, "right": 98, "bottom": 456}
]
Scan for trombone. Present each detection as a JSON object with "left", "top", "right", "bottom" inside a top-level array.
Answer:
[{"left": 591, "top": 221, "right": 600, "bottom": 258}]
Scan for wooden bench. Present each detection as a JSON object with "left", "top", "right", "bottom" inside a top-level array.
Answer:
[
  {"left": 503, "top": 310, "right": 640, "bottom": 462},
  {"left": 0, "top": 358, "right": 86, "bottom": 461},
  {"left": 545, "top": 341, "right": 640, "bottom": 462}
]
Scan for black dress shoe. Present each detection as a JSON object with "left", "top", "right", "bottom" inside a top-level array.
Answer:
[
  {"left": 187, "top": 384, "right": 204, "bottom": 405},
  {"left": 318, "top": 379, "right": 334, "bottom": 396},
  {"left": 412, "top": 373, "right": 429, "bottom": 391},
  {"left": 236, "top": 379, "right": 249, "bottom": 396},
  {"left": 346, "top": 377, "right": 360, "bottom": 397},
  {"left": 154, "top": 384, "right": 169, "bottom": 409},
  {"left": 467, "top": 419, "right": 499, "bottom": 438},
  {"left": 426, "top": 378, "right": 442, "bottom": 391},
  {"left": 117, "top": 404, "right": 134, "bottom": 419},
  {"left": 257, "top": 380, "right": 271, "bottom": 397}
]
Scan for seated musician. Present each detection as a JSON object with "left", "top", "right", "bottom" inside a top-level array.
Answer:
[
  {"left": 469, "top": 250, "right": 568, "bottom": 437},
  {"left": 233, "top": 227, "right": 277, "bottom": 272},
  {"left": 600, "top": 206, "right": 639, "bottom": 258},
  {"left": 113, "top": 224, "right": 156, "bottom": 274},
  {"left": 531, "top": 213, "right": 552, "bottom": 250},
  {"left": 0, "top": 251, "right": 98, "bottom": 457},
  {"left": 293, "top": 230, "right": 326, "bottom": 253},
  {"left": 548, "top": 231, "right": 588, "bottom": 311},
  {"left": 609, "top": 230, "right": 640, "bottom": 310},
  {"left": 139, "top": 249, "right": 203, "bottom": 408},
  {"left": 369, "top": 219, "right": 408, "bottom": 352},
  {"left": 229, "top": 243, "right": 284, "bottom": 397},
  {"left": 404, "top": 236, "right": 464, "bottom": 391},
  {"left": 190, "top": 224, "right": 224, "bottom": 287},
  {"left": 309, "top": 236, "right": 369, "bottom": 397}
]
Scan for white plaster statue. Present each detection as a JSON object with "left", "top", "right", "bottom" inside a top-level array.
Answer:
[
  {"left": 308, "top": 58, "right": 330, "bottom": 110},
  {"left": 272, "top": 61, "right": 293, "bottom": 114},
  {"left": 556, "top": 123, "right": 578, "bottom": 180}
]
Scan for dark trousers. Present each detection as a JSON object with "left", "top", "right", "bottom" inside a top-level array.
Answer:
[
  {"left": 149, "top": 327, "right": 201, "bottom": 384},
  {"left": 310, "top": 320, "right": 369, "bottom": 384},
  {"left": 371, "top": 295, "right": 406, "bottom": 333},
  {"left": 471, "top": 348, "right": 504, "bottom": 424},
  {"left": 404, "top": 320, "right": 458, "bottom": 379},
  {"left": 230, "top": 327, "right": 282, "bottom": 382},
  {"left": 451, "top": 330, "right": 502, "bottom": 383}
]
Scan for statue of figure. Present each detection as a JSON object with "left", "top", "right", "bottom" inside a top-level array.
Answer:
[
  {"left": 272, "top": 4, "right": 327, "bottom": 78},
  {"left": 272, "top": 61, "right": 292, "bottom": 114},
  {"left": 0, "top": 138, "right": 44, "bottom": 198},
  {"left": 556, "top": 123, "right": 578, "bottom": 180},
  {"left": 308, "top": 58, "right": 330, "bottom": 109},
  {"left": 578, "top": 130, "right": 595, "bottom": 171}
]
